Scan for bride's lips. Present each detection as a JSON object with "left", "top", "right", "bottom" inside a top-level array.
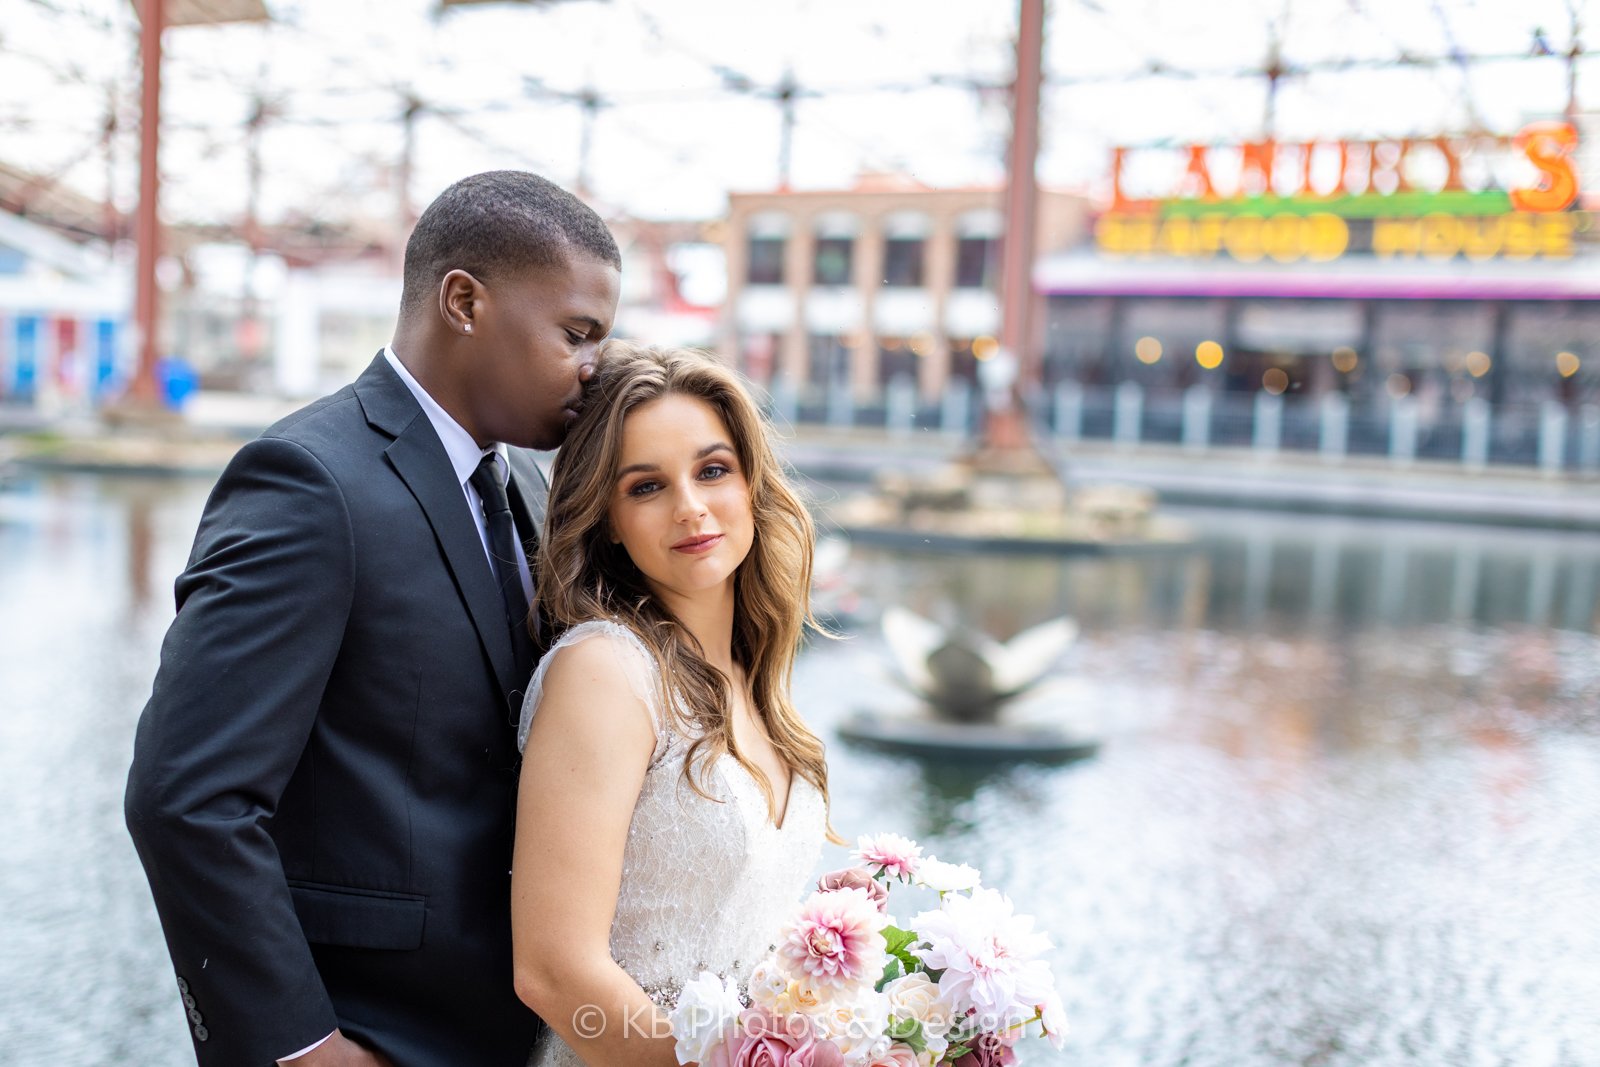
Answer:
[{"left": 671, "top": 533, "right": 723, "bottom": 554}]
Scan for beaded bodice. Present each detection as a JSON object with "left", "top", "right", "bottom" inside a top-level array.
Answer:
[{"left": 517, "top": 620, "right": 826, "bottom": 1067}]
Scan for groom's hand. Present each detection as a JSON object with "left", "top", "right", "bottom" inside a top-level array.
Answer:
[{"left": 287, "top": 1031, "right": 395, "bottom": 1067}]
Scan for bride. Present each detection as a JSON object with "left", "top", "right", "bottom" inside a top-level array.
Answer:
[{"left": 510, "top": 341, "right": 835, "bottom": 1066}]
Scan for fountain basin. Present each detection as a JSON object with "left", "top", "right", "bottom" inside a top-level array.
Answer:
[{"left": 837, "top": 710, "right": 1100, "bottom": 764}]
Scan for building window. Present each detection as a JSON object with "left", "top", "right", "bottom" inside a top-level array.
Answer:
[
  {"left": 877, "top": 336, "right": 918, "bottom": 387},
  {"left": 747, "top": 236, "right": 785, "bottom": 285},
  {"left": 740, "top": 332, "right": 780, "bottom": 385},
  {"left": 808, "top": 333, "right": 854, "bottom": 396},
  {"left": 879, "top": 211, "right": 931, "bottom": 289},
  {"left": 814, "top": 237, "right": 853, "bottom": 286},
  {"left": 948, "top": 337, "right": 980, "bottom": 384},
  {"left": 882, "top": 238, "right": 925, "bottom": 287},
  {"left": 955, "top": 237, "right": 998, "bottom": 289}
]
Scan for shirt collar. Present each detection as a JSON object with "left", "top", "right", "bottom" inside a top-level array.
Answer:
[{"left": 384, "top": 346, "right": 507, "bottom": 485}]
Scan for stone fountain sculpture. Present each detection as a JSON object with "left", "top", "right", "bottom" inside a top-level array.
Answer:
[
  {"left": 881, "top": 607, "right": 1078, "bottom": 724},
  {"left": 838, "top": 606, "right": 1095, "bottom": 763}
]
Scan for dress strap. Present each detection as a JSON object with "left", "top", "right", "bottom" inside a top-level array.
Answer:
[{"left": 517, "top": 619, "right": 669, "bottom": 761}]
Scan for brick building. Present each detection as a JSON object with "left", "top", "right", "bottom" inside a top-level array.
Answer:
[{"left": 720, "top": 173, "right": 1087, "bottom": 403}]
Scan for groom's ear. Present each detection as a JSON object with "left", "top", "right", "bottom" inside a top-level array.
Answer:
[{"left": 438, "top": 269, "right": 483, "bottom": 336}]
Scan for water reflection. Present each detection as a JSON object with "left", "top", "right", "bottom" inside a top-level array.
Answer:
[
  {"left": 2, "top": 475, "right": 1598, "bottom": 1066},
  {"left": 840, "top": 510, "right": 1600, "bottom": 639}
]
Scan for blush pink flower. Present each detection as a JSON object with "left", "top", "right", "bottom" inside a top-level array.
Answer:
[
  {"left": 910, "top": 888, "right": 1055, "bottom": 1021},
  {"left": 702, "top": 1009, "right": 846, "bottom": 1067},
  {"left": 816, "top": 866, "right": 890, "bottom": 913},
  {"left": 776, "top": 887, "right": 889, "bottom": 997},
  {"left": 851, "top": 833, "right": 923, "bottom": 882},
  {"left": 864, "top": 1043, "right": 920, "bottom": 1067}
]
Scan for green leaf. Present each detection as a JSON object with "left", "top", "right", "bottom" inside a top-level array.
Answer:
[
  {"left": 877, "top": 957, "right": 903, "bottom": 989},
  {"left": 887, "top": 1017, "right": 928, "bottom": 1054},
  {"left": 944, "top": 1044, "right": 973, "bottom": 1062},
  {"left": 881, "top": 924, "right": 919, "bottom": 955},
  {"left": 880, "top": 924, "right": 923, "bottom": 973}
]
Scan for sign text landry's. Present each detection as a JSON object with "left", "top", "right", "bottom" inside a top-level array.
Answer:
[{"left": 1097, "top": 122, "right": 1583, "bottom": 262}]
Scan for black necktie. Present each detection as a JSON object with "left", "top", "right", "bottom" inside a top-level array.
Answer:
[{"left": 468, "top": 453, "right": 534, "bottom": 686}]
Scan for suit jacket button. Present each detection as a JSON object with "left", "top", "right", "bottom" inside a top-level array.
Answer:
[
  {"left": 182, "top": 993, "right": 196, "bottom": 1009},
  {"left": 176, "top": 977, "right": 189, "bottom": 994},
  {"left": 194, "top": 1024, "right": 210, "bottom": 1042},
  {"left": 188, "top": 1008, "right": 203, "bottom": 1025}
]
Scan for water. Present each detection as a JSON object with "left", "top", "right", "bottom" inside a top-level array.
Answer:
[{"left": 2, "top": 473, "right": 1597, "bottom": 1066}]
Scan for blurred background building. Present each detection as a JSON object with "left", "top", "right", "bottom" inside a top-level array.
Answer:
[
  {"left": 719, "top": 175, "right": 1084, "bottom": 403},
  {"left": 0, "top": 0, "right": 1594, "bottom": 471}
]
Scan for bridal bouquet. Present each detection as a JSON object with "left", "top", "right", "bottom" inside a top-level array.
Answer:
[{"left": 670, "top": 833, "right": 1067, "bottom": 1066}]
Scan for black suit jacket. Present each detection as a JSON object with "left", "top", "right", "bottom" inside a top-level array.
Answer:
[{"left": 126, "top": 354, "right": 548, "bottom": 1067}]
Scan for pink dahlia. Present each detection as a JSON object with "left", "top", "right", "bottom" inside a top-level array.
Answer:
[
  {"left": 701, "top": 1009, "right": 846, "bottom": 1067},
  {"left": 850, "top": 832, "right": 923, "bottom": 882},
  {"left": 910, "top": 887, "right": 1056, "bottom": 1022},
  {"left": 776, "top": 887, "right": 889, "bottom": 996}
]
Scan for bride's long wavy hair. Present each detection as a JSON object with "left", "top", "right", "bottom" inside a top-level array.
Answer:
[{"left": 537, "top": 340, "right": 833, "bottom": 826}]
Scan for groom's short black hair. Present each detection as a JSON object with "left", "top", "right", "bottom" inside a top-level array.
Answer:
[{"left": 400, "top": 170, "right": 620, "bottom": 312}]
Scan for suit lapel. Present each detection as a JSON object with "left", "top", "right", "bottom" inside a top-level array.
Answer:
[
  {"left": 505, "top": 449, "right": 550, "bottom": 651},
  {"left": 505, "top": 449, "right": 549, "bottom": 549},
  {"left": 355, "top": 355, "right": 519, "bottom": 704}
]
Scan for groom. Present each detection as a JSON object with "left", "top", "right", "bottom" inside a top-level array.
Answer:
[{"left": 125, "top": 171, "right": 620, "bottom": 1067}]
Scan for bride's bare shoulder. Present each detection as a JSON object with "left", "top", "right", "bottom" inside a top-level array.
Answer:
[{"left": 528, "top": 620, "right": 661, "bottom": 741}]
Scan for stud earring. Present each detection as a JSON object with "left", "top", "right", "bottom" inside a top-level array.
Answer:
[{"left": 464, "top": 323, "right": 473, "bottom": 333}]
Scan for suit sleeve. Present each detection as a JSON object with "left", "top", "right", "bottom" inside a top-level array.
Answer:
[{"left": 125, "top": 434, "right": 354, "bottom": 1066}]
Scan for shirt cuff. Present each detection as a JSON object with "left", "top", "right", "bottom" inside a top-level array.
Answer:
[{"left": 279, "top": 1031, "right": 335, "bottom": 1062}]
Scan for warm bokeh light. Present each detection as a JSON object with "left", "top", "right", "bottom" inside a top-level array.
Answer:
[
  {"left": 1557, "top": 351, "right": 1581, "bottom": 378},
  {"left": 1465, "top": 350, "right": 1492, "bottom": 378},
  {"left": 909, "top": 332, "right": 935, "bottom": 357},
  {"left": 1196, "top": 340, "right": 1224, "bottom": 369},
  {"left": 1135, "top": 336, "right": 1163, "bottom": 364},
  {"left": 972, "top": 335, "right": 999, "bottom": 361},
  {"left": 1387, "top": 373, "right": 1412, "bottom": 398},
  {"left": 1262, "top": 368, "right": 1289, "bottom": 394},
  {"left": 1332, "top": 346, "right": 1359, "bottom": 373}
]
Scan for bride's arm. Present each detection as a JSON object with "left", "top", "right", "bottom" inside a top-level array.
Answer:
[{"left": 510, "top": 636, "right": 685, "bottom": 1067}]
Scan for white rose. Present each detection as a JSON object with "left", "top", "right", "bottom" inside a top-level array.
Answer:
[
  {"left": 914, "top": 857, "right": 982, "bottom": 894},
  {"left": 747, "top": 955, "right": 789, "bottom": 1012},
  {"left": 668, "top": 972, "right": 744, "bottom": 1066},
  {"left": 882, "top": 972, "right": 956, "bottom": 1038},
  {"left": 818, "top": 988, "right": 892, "bottom": 1065}
]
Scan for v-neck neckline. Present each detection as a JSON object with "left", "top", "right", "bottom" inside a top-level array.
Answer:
[{"left": 723, "top": 755, "right": 797, "bottom": 831}]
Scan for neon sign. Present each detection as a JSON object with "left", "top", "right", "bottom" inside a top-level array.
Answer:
[{"left": 1099, "top": 122, "right": 1583, "bottom": 262}]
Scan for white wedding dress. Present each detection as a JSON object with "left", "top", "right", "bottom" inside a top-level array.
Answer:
[{"left": 517, "top": 620, "right": 827, "bottom": 1067}]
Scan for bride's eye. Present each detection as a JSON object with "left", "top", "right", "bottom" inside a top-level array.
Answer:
[
  {"left": 700, "top": 464, "right": 732, "bottom": 480},
  {"left": 625, "top": 479, "right": 661, "bottom": 497}
]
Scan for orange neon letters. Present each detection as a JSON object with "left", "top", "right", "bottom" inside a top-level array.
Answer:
[{"left": 1510, "top": 122, "right": 1579, "bottom": 213}]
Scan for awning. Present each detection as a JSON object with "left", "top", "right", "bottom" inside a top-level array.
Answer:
[{"left": 1033, "top": 252, "right": 1600, "bottom": 302}]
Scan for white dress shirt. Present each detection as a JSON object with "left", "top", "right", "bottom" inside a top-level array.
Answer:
[{"left": 278, "top": 347, "right": 534, "bottom": 1064}]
